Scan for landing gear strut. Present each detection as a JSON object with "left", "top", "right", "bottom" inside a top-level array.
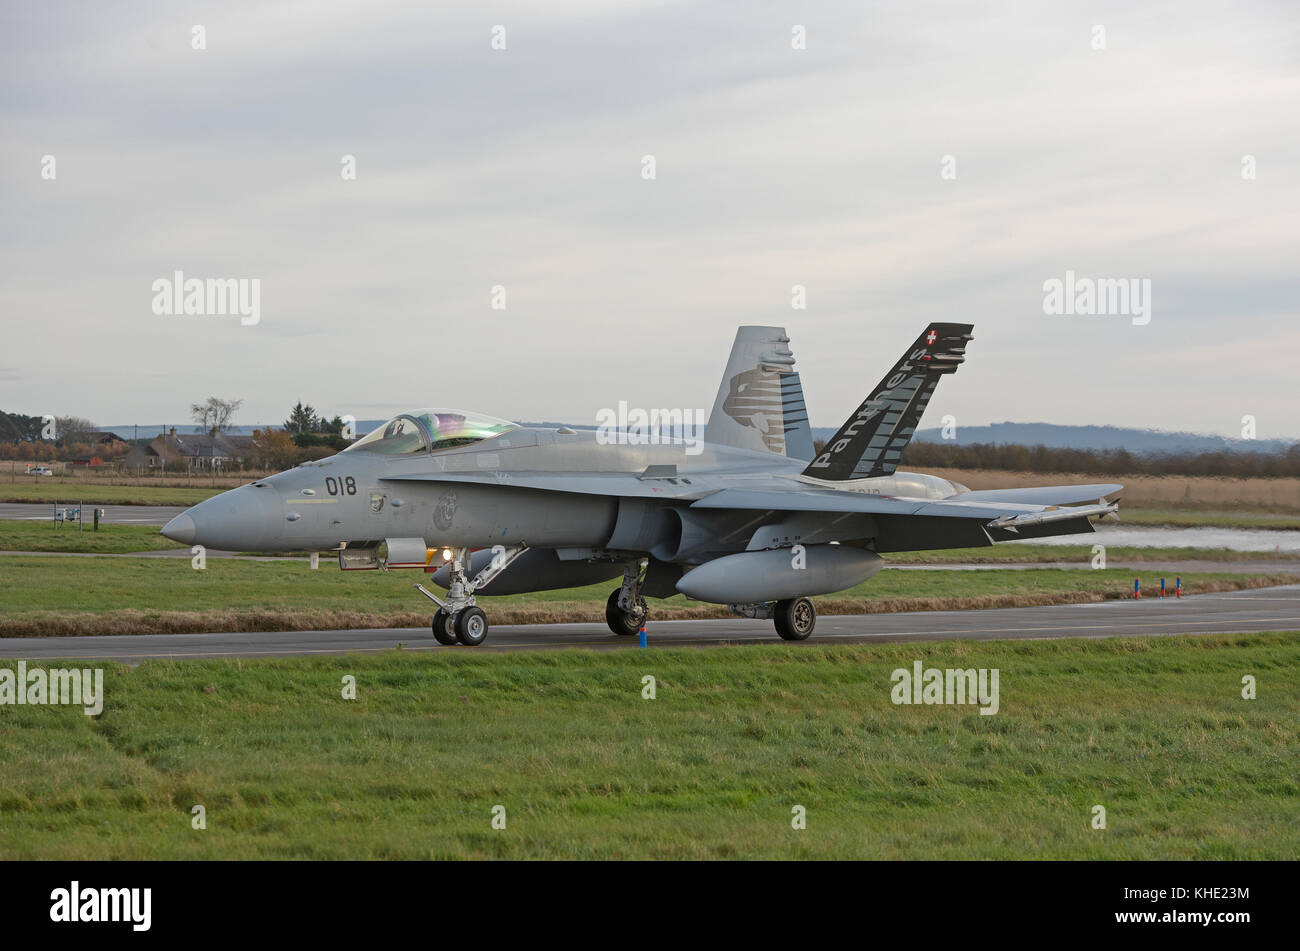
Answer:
[
  {"left": 415, "top": 545, "right": 526, "bottom": 646},
  {"left": 605, "top": 560, "right": 648, "bottom": 636}
]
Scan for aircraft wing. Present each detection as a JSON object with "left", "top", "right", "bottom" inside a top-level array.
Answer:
[
  {"left": 692, "top": 488, "right": 1046, "bottom": 519},
  {"left": 691, "top": 487, "right": 1118, "bottom": 551}
]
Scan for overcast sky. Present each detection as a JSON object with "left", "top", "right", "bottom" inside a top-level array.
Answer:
[{"left": 2, "top": 1, "right": 1297, "bottom": 439}]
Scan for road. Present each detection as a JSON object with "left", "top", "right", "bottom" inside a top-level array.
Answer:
[{"left": 1, "top": 584, "right": 1297, "bottom": 662}]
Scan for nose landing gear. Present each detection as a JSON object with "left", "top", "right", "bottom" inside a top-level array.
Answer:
[{"left": 416, "top": 546, "right": 526, "bottom": 646}]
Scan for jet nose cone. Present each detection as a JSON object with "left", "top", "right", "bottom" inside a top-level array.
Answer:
[
  {"left": 161, "top": 513, "right": 196, "bottom": 544},
  {"left": 167, "top": 484, "right": 277, "bottom": 550}
]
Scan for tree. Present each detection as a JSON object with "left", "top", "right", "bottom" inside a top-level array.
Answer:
[
  {"left": 250, "top": 428, "right": 298, "bottom": 471},
  {"left": 0, "top": 411, "right": 44, "bottom": 442},
  {"left": 190, "top": 397, "right": 243, "bottom": 433},
  {"left": 283, "top": 402, "right": 319, "bottom": 435},
  {"left": 55, "top": 416, "right": 97, "bottom": 441}
]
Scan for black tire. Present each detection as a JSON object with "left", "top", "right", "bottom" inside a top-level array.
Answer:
[
  {"left": 774, "top": 597, "right": 816, "bottom": 641},
  {"left": 432, "top": 609, "right": 458, "bottom": 645},
  {"left": 455, "top": 606, "right": 489, "bottom": 646},
  {"left": 605, "top": 588, "right": 647, "bottom": 636}
]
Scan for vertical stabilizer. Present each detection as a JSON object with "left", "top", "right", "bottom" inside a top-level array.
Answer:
[
  {"left": 707, "top": 326, "right": 815, "bottom": 459},
  {"left": 803, "top": 323, "right": 974, "bottom": 480}
]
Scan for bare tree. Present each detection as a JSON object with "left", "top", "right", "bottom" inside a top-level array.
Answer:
[
  {"left": 190, "top": 397, "right": 243, "bottom": 433},
  {"left": 55, "top": 416, "right": 98, "bottom": 440}
]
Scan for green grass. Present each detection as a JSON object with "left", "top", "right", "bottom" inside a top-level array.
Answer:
[
  {"left": 0, "top": 634, "right": 1295, "bottom": 859},
  {"left": 0, "top": 553, "right": 1293, "bottom": 636},
  {"left": 0, "top": 554, "right": 1278, "bottom": 619},
  {"left": 0, "top": 519, "right": 186, "bottom": 553},
  {"left": 0, "top": 482, "right": 220, "bottom": 505},
  {"left": 1121, "top": 509, "right": 1300, "bottom": 531}
]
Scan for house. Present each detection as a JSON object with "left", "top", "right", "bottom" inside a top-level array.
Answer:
[
  {"left": 122, "top": 444, "right": 161, "bottom": 470},
  {"left": 150, "top": 428, "right": 256, "bottom": 469},
  {"left": 56, "top": 430, "right": 128, "bottom": 450}
]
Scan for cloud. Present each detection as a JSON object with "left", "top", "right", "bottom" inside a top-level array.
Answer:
[{"left": 0, "top": 1, "right": 1297, "bottom": 436}]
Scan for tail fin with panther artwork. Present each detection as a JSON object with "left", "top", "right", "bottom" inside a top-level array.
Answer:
[{"left": 706, "top": 326, "right": 814, "bottom": 460}]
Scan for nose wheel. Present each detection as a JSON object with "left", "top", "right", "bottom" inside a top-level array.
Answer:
[
  {"left": 431, "top": 606, "right": 491, "bottom": 645},
  {"left": 431, "top": 609, "right": 458, "bottom": 646},
  {"left": 454, "top": 607, "right": 489, "bottom": 646},
  {"left": 415, "top": 545, "right": 524, "bottom": 647}
]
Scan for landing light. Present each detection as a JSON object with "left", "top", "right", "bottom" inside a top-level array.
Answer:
[{"left": 441, "top": 548, "right": 452, "bottom": 561}]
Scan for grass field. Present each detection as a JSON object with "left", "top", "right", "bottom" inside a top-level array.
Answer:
[
  {"left": 0, "top": 520, "right": 187, "bottom": 553},
  {"left": 1119, "top": 509, "right": 1300, "bottom": 531},
  {"left": 0, "top": 553, "right": 1294, "bottom": 636},
  {"left": 0, "top": 633, "right": 1295, "bottom": 859}
]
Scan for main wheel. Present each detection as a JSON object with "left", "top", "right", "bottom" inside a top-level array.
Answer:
[
  {"left": 432, "top": 609, "right": 458, "bottom": 645},
  {"left": 605, "top": 588, "right": 647, "bottom": 636},
  {"left": 455, "top": 606, "right": 489, "bottom": 646},
  {"left": 774, "top": 597, "right": 816, "bottom": 641}
]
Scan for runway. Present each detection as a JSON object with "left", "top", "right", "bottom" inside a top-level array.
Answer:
[
  {"left": 0, "top": 502, "right": 186, "bottom": 525},
  {"left": 2, "top": 584, "right": 1297, "bottom": 662}
]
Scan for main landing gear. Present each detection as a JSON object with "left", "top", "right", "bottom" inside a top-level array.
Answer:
[
  {"left": 773, "top": 597, "right": 816, "bottom": 640},
  {"left": 605, "top": 560, "right": 648, "bottom": 636},
  {"left": 728, "top": 597, "right": 817, "bottom": 640},
  {"left": 416, "top": 546, "right": 526, "bottom": 646}
]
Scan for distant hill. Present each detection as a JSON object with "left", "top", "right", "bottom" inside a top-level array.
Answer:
[
  {"left": 903, "top": 422, "right": 1296, "bottom": 455},
  {"left": 528, "top": 420, "right": 1298, "bottom": 455},
  {"left": 103, "top": 420, "right": 1295, "bottom": 456}
]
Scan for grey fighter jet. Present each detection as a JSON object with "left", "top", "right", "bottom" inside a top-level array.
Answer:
[{"left": 162, "top": 325, "right": 1121, "bottom": 645}]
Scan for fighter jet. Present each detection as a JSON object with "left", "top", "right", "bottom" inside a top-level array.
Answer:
[{"left": 162, "top": 325, "right": 1121, "bottom": 645}]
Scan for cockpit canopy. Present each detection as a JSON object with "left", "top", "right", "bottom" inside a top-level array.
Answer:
[{"left": 345, "top": 409, "right": 519, "bottom": 455}]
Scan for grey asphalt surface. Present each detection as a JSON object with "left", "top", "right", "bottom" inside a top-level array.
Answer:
[
  {"left": 0, "top": 502, "right": 187, "bottom": 525},
  {"left": 2, "top": 584, "right": 1297, "bottom": 662}
]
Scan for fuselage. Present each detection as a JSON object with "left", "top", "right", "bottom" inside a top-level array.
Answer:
[{"left": 162, "top": 427, "right": 967, "bottom": 559}]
